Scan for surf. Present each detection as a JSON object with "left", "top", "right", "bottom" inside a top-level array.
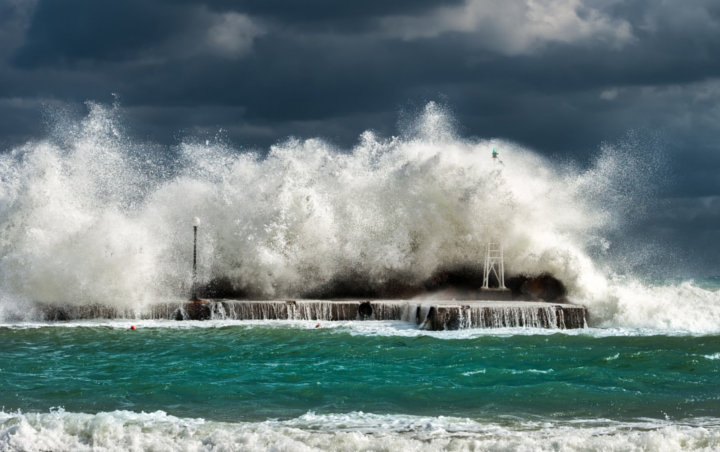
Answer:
[
  {"left": 0, "top": 101, "right": 718, "bottom": 332},
  {"left": 3, "top": 409, "right": 720, "bottom": 452}
]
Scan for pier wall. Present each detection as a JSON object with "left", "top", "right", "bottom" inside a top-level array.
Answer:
[{"left": 39, "top": 299, "right": 587, "bottom": 330}]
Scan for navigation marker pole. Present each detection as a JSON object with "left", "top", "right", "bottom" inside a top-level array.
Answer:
[{"left": 191, "top": 216, "right": 201, "bottom": 301}]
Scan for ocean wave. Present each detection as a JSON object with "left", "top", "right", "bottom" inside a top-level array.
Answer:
[
  {"left": 2, "top": 409, "right": 719, "bottom": 452},
  {"left": 1, "top": 101, "right": 718, "bottom": 333},
  {"left": 1, "top": 319, "right": 717, "bottom": 339}
]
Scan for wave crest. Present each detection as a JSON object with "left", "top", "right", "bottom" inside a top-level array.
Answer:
[{"left": 1, "top": 101, "right": 718, "bottom": 332}]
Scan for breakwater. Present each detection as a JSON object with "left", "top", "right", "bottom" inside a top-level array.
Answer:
[{"left": 40, "top": 299, "right": 587, "bottom": 330}]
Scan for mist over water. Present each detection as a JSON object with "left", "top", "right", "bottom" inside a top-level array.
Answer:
[{"left": 0, "top": 101, "right": 718, "bottom": 331}]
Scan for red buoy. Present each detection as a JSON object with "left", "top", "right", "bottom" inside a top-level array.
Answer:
[{"left": 130, "top": 325, "right": 136, "bottom": 330}]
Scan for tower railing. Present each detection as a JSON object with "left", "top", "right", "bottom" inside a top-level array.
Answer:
[{"left": 482, "top": 242, "right": 506, "bottom": 289}]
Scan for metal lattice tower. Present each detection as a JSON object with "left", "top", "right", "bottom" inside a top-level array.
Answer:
[
  {"left": 482, "top": 242, "right": 506, "bottom": 289},
  {"left": 481, "top": 148, "right": 507, "bottom": 291}
]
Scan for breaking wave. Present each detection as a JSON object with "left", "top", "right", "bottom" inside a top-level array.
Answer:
[
  {"left": 2, "top": 409, "right": 719, "bottom": 452},
  {"left": 0, "top": 101, "right": 718, "bottom": 331}
]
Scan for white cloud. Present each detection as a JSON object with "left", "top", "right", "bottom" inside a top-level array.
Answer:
[
  {"left": 206, "top": 12, "right": 264, "bottom": 58},
  {"left": 378, "top": 0, "right": 634, "bottom": 55}
]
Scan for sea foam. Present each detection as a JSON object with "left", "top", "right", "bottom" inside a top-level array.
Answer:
[
  {"left": 0, "top": 101, "right": 718, "bottom": 332},
  {"left": 1, "top": 409, "right": 719, "bottom": 452}
]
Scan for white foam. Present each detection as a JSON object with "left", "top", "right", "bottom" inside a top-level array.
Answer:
[
  {"left": 592, "top": 278, "right": 720, "bottom": 334},
  {"left": 1, "top": 101, "right": 718, "bottom": 333},
  {"left": 0, "top": 318, "right": 715, "bottom": 339},
  {"left": 1, "top": 409, "right": 719, "bottom": 452}
]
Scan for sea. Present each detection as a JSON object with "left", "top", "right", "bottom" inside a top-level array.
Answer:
[
  {"left": 2, "top": 317, "right": 720, "bottom": 451},
  {"left": 1, "top": 102, "right": 719, "bottom": 450}
]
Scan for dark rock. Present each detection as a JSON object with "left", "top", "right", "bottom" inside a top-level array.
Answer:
[
  {"left": 358, "top": 301, "right": 373, "bottom": 320},
  {"left": 424, "top": 266, "right": 484, "bottom": 292},
  {"left": 302, "top": 272, "right": 423, "bottom": 299},
  {"left": 185, "top": 301, "right": 211, "bottom": 320},
  {"left": 44, "top": 307, "right": 69, "bottom": 321},
  {"left": 302, "top": 272, "right": 382, "bottom": 299},
  {"left": 505, "top": 273, "right": 567, "bottom": 302},
  {"left": 173, "top": 308, "right": 187, "bottom": 321},
  {"left": 198, "top": 277, "right": 248, "bottom": 299}
]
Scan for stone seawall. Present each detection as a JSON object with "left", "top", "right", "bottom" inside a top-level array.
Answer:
[{"left": 39, "top": 299, "right": 587, "bottom": 330}]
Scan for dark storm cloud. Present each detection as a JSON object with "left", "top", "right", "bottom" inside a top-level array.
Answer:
[
  {"left": 636, "top": 195, "right": 720, "bottom": 275},
  {"left": 12, "top": 0, "right": 182, "bottom": 66},
  {"left": 3, "top": 0, "right": 719, "bottom": 161},
  {"left": 196, "top": 0, "right": 464, "bottom": 28},
  {"left": 1, "top": 0, "right": 719, "bottom": 273}
]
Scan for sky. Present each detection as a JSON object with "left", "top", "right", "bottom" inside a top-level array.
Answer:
[{"left": 0, "top": 0, "right": 718, "bottom": 275}]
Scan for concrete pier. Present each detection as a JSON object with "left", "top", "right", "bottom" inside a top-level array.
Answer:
[{"left": 40, "top": 299, "right": 587, "bottom": 330}]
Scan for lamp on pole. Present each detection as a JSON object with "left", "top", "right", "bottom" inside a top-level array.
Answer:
[{"left": 191, "top": 216, "right": 201, "bottom": 301}]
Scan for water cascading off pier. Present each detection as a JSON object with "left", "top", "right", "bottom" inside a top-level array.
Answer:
[{"left": 39, "top": 299, "right": 587, "bottom": 330}]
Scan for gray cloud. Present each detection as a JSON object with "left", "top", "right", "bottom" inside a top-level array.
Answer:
[
  {"left": 205, "top": 12, "right": 264, "bottom": 58},
  {"left": 1, "top": 0, "right": 719, "bottom": 273},
  {"left": 377, "top": 0, "right": 634, "bottom": 55}
]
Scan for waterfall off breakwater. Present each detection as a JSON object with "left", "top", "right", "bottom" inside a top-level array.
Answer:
[{"left": 37, "top": 299, "right": 587, "bottom": 330}]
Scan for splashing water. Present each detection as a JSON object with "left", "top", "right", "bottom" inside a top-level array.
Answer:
[{"left": 0, "top": 101, "right": 717, "bottom": 331}]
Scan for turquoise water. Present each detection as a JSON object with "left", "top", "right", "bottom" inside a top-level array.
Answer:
[
  {"left": 2, "top": 322, "right": 720, "bottom": 450},
  {"left": 3, "top": 324, "right": 720, "bottom": 422}
]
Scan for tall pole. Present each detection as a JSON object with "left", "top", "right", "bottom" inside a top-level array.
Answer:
[
  {"left": 191, "top": 217, "right": 201, "bottom": 301},
  {"left": 192, "top": 225, "right": 197, "bottom": 300}
]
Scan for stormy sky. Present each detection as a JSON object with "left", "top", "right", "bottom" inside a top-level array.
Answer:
[{"left": 1, "top": 0, "right": 718, "bottom": 275}]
